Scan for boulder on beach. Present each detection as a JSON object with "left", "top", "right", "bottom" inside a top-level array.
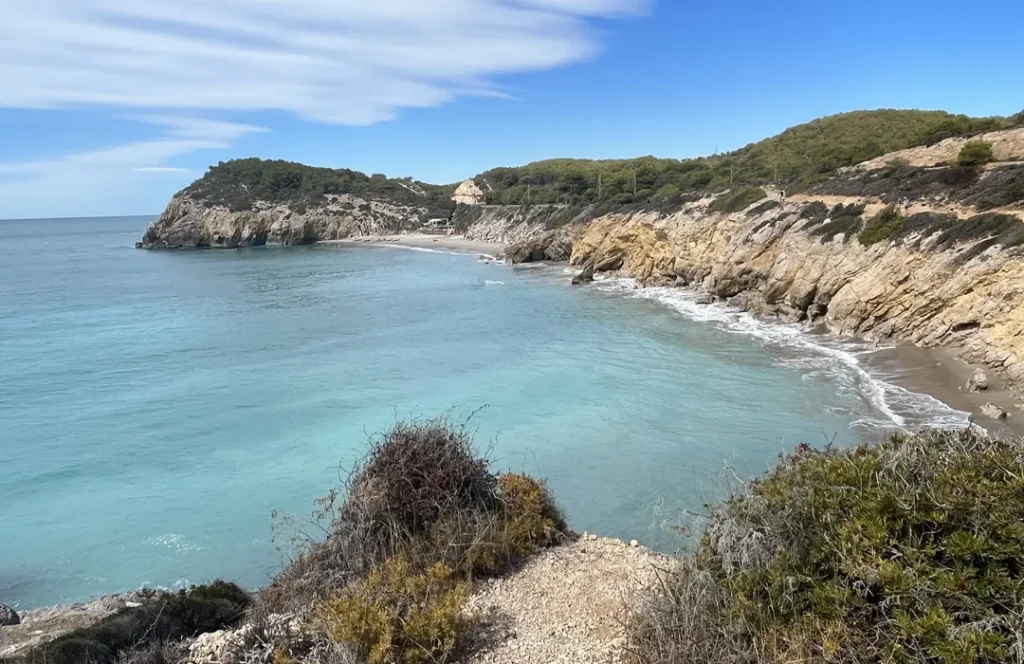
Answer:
[
  {"left": 967, "top": 369, "right": 990, "bottom": 392},
  {"left": 0, "top": 603, "right": 20, "bottom": 626},
  {"left": 980, "top": 402, "right": 1008, "bottom": 420}
]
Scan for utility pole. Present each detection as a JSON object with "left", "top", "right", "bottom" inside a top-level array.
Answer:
[
  {"left": 526, "top": 183, "right": 531, "bottom": 205},
  {"left": 633, "top": 172, "right": 638, "bottom": 196},
  {"left": 598, "top": 173, "right": 603, "bottom": 199}
]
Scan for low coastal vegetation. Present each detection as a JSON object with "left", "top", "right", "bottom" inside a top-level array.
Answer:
[
  {"left": 858, "top": 203, "right": 906, "bottom": 246},
  {"left": 182, "top": 158, "right": 457, "bottom": 218},
  {"left": 7, "top": 582, "right": 251, "bottom": 664},
  {"left": 957, "top": 140, "right": 995, "bottom": 167},
  {"left": 626, "top": 429, "right": 1024, "bottom": 664},
  {"left": 707, "top": 186, "right": 766, "bottom": 214}
]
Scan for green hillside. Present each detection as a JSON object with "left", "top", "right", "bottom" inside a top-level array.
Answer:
[
  {"left": 182, "top": 157, "right": 457, "bottom": 217},
  {"left": 472, "top": 109, "right": 1022, "bottom": 208}
]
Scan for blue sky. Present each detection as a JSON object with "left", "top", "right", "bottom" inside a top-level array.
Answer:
[{"left": 1, "top": 0, "right": 1022, "bottom": 219}]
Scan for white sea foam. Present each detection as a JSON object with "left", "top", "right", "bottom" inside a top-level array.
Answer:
[
  {"left": 371, "top": 244, "right": 469, "bottom": 256},
  {"left": 592, "top": 276, "right": 971, "bottom": 433},
  {"left": 484, "top": 280, "right": 505, "bottom": 286}
]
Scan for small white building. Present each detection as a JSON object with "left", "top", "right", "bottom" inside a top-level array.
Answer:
[{"left": 422, "top": 218, "right": 455, "bottom": 234}]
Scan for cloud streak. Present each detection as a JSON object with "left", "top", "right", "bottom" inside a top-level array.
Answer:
[
  {"left": 1, "top": 0, "right": 648, "bottom": 124},
  {"left": 0, "top": 0, "right": 647, "bottom": 216}
]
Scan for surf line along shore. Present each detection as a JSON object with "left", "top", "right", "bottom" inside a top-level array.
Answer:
[
  {"left": 323, "top": 232, "right": 504, "bottom": 257},
  {"left": 334, "top": 231, "right": 1021, "bottom": 434}
]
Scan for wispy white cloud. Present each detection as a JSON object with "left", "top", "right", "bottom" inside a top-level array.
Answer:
[
  {"left": 0, "top": 0, "right": 648, "bottom": 216},
  {"left": 1, "top": 0, "right": 648, "bottom": 124}
]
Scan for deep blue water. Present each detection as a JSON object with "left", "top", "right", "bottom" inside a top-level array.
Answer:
[{"left": 0, "top": 216, "right": 967, "bottom": 609}]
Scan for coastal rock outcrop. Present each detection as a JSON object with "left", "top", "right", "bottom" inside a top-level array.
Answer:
[
  {"left": 0, "top": 604, "right": 20, "bottom": 627},
  {"left": 571, "top": 263, "right": 594, "bottom": 285},
  {"left": 570, "top": 194, "right": 1024, "bottom": 390},
  {"left": 141, "top": 194, "right": 427, "bottom": 249},
  {"left": 453, "top": 179, "right": 486, "bottom": 206},
  {"left": 505, "top": 227, "right": 574, "bottom": 264}
]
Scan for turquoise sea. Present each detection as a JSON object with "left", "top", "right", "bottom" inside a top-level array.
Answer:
[{"left": 0, "top": 216, "right": 969, "bottom": 610}]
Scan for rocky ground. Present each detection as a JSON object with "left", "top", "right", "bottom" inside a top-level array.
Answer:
[
  {"left": 461, "top": 535, "right": 667, "bottom": 664},
  {"left": 0, "top": 537, "right": 667, "bottom": 664},
  {"left": 0, "top": 591, "right": 161, "bottom": 659}
]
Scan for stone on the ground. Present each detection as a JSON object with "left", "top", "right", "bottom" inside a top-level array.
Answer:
[
  {"left": 0, "top": 604, "right": 20, "bottom": 627},
  {"left": 967, "top": 369, "right": 990, "bottom": 392},
  {"left": 629, "top": 539, "right": 639, "bottom": 548},
  {"left": 980, "top": 402, "right": 1008, "bottom": 420}
]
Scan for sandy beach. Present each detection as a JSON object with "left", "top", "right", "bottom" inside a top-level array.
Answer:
[
  {"left": 861, "top": 340, "right": 1024, "bottom": 436},
  {"left": 324, "top": 233, "right": 504, "bottom": 256}
]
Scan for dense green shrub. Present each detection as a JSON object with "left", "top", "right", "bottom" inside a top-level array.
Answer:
[
  {"left": 708, "top": 187, "right": 766, "bottom": 214},
  {"left": 184, "top": 159, "right": 457, "bottom": 217},
  {"left": 316, "top": 558, "right": 470, "bottom": 664},
  {"left": 807, "top": 203, "right": 865, "bottom": 241},
  {"left": 627, "top": 430, "right": 1024, "bottom": 664},
  {"left": 745, "top": 199, "right": 781, "bottom": 217},
  {"left": 10, "top": 582, "right": 251, "bottom": 664},
  {"left": 957, "top": 140, "right": 995, "bottom": 167},
  {"left": 858, "top": 203, "right": 905, "bottom": 245}
]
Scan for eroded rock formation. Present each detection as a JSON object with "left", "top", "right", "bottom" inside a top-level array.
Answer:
[{"left": 570, "top": 196, "right": 1024, "bottom": 388}]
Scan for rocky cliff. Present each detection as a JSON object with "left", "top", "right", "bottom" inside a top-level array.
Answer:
[
  {"left": 569, "top": 193, "right": 1024, "bottom": 391},
  {"left": 139, "top": 193, "right": 432, "bottom": 249}
]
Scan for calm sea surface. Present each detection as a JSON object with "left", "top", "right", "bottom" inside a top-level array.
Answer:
[{"left": 0, "top": 216, "right": 968, "bottom": 609}]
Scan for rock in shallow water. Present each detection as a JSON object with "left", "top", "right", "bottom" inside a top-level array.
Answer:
[{"left": 571, "top": 264, "right": 594, "bottom": 285}]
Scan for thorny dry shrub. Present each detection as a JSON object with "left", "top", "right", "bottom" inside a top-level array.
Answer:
[
  {"left": 627, "top": 430, "right": 1024, "bottom": 664},
  {"left": 262, "top": 417, "right": 569, "bottom": 663},
  {"left": 263, "top": 417, "right": 500, "bottom": 612}
]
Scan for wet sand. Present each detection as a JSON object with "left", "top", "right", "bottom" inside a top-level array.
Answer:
[
  {"left": 324, "top": 233, "right": 503, "bottom": 256},
  {"left": 861, "top": 340, "right": 1024, "bottom": 437}
]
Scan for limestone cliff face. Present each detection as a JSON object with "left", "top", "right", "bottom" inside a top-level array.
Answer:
[
  {"left": 140, "top": 194, "right": 427, "bottom": 249},
  {"left": 452, "top": 179, "right": 486, "bottom": 206},
  {"left": 571, "top": 198, "right": 1024, "bottom": 388},
  {"left": 459, "top": 204, "right": 577, "bottom": 245}
]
